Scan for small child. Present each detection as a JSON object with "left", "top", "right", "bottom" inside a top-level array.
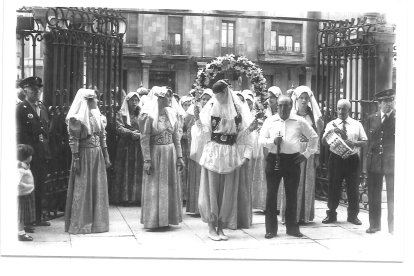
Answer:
[{"left": 17, "top": 144, "right": 36, "bottom": 241}]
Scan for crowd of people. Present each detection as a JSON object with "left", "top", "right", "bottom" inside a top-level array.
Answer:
[{"left": 15, "top": 76, "right": 395, "bottom": 242}]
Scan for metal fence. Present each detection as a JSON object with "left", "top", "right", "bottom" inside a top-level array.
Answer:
[{"left": 16, "top": 7, "right": 126, "bottom": 218}]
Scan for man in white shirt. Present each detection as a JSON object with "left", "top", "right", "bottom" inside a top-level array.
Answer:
[
  {"left": 322, "top": 99, "right": 368, "bottom": 225},
  {"left": 259, "top": 95, "right": 318, "bottom": 239}
]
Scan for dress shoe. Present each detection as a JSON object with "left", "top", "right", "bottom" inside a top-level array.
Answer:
[
  {"left": 208, "top": 233, "right": 221, "bottom": 241},
  {"left": 286, "top": 230, "right": 304, "bottom": 238},
  {"left": 347, "top": 217, "right": 362, "bottom": 225},
  {"left": 265, "top": 233, "right": 277, "bottom": 239},
  {"left": 24, "top": 226, "right": 35, "bottom": 233},
  {"left": 218, "top": 233, "right": 229, "bottom": 241},
  {"left": 33, "top": 221, "right": 51, "bottom": 226},
  {"left": 18, "top": 233, "right": 33, "bottom": 241},
  {"left": 366, "top": 227, "right": 381, "bottom": 234},
  {"left": 322, "top": 215, "right": 337, "bottom": 224}
]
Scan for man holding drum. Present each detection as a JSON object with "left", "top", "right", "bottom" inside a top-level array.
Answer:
[{"left": 322, "top": 99, "right": 367, "bottom": 225}]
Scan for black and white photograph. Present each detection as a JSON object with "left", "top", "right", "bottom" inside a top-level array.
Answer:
[{"left": 1, "top": 0, "right": 412, "bottom": 274}]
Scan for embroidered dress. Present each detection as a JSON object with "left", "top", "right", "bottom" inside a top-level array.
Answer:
[
  {"left": 65, "top": 115, "right": 109, "bottom": 234},
  {"left": 111, "top": 112, "right": 143, "bottom": 204},
  {"left": 139, "top": 112, "right": 183, "bottom": 229},
  {"left": 194, "top": 96, "right": 253, "bottom": 229}
]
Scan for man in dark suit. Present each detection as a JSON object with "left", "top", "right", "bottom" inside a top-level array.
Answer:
[
  {"left": 365, "top": 89, "right": 395, "bottom": 234},
  {"left": 16, "top": 76, "right": 51, "bottom": 227}
]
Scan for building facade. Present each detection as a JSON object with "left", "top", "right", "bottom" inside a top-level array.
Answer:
[{"left": 119, "top": 10, "right": 357, "bottom": 96}]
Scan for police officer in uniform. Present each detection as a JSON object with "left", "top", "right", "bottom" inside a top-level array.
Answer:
[
  {"left": 365, "top": 89, "right": 395, "bottom": 234},
  {"left": 16, "top": 76, "right": 51, "bottom": 226}
]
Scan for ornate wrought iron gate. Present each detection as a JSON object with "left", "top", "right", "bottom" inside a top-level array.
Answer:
[
  {"left": 16, "top": 7, "right": 126, "bottom": 218},
  {"left": 314, "top": 17, "right": 395, "bottom": 209}
]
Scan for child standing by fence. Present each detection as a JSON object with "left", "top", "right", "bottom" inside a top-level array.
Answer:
[{"left": 17, "top": 144, "right": 36, "bottom": 241}]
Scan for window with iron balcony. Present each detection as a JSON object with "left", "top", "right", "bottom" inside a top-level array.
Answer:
[{"left": 269, "top": 22, "right": 302, "bottom": 54}]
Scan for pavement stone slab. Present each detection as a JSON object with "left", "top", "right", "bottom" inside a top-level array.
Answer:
[
  {"left": 2, "top": 200, "right": 400, "bottom": 262},
  {"left": 69, "top": 235, "right": 141, "bottom": 257}
]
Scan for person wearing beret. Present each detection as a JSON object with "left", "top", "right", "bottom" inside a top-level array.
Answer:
[
  {"left": 16, "top": 76, "right": 51, "bottom": 227},
  {"left": 365, "top": 89, "right": 396, "bottom": 234}
]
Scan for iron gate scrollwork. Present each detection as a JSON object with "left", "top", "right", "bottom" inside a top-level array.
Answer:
[
  {"left": 315, "top": 16, "right": 392, "bottom": 210},
  {"left": 16, "top": 7, "right": 126, "bottom": 219}
]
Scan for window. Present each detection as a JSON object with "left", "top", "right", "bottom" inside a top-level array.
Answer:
[
  {"left": 124, "top": 13, "right": 139, "bottom": 44},
  {"left": 278, "top": 35, "right": 293, "bottom": 51},
  {"left": 271, "top": 22, "right": 302, "bottom": 53},
  {"left": 221, "top": 21, "right": 235, "bottom": 55},
  {"left": 168, "top": 16, "right": 183, "bottom": 45}
]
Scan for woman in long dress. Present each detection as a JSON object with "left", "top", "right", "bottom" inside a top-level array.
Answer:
[
  {"left": 234, "top": 91, "right": 255, "bottom": 228},
  {"left": 111, "top": 92, "right": 143, "bottom": 205},
  {"left": 186, "top": 89, "right": 213, "bottom": 215},
  {"left": 279, "top": 85, "right": 323, "bottom": 224},
  {"left": 139, "top": 86, "right": 185, "bottom": 229},
  {"left": 252, "top": 86, "right": 282, "bottom": 211},
  {"left": 179, "top": 95, "right": 194, "bottom": 204},
  {"left": 65, "top": 88, "right": 111, "bottom": 234},
  {"left": 193, "top": 80, "right": 256, "bottom": 241}
]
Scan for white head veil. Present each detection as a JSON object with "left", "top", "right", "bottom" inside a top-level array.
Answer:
[
  {"left": 265, "top": 86, "right": 283, "bottom": 117},
  {"left": 140, "top": 86, "right": 180, "bottom": 130},
  {"left": 291, "top": 85, "right": 322, "bottom": 124},
  {"left": 199, "top": 82, "right": 252, "bottom": 134},
  {"left": 119, "top": 91, "right": 140, "bottom": 126},
  {"left": 170, "top": 91, "right": 187, "bottom": 119},
  {"left": 186, "top": 88, "right": 214, "bottom": 116},
  {"left": 179, "top": 95, "right": 194, "bottom": 116},
  {"left": 66, "top": 88, "right": 104, "bottom": 135}
]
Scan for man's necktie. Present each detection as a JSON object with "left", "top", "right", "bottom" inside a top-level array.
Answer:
[
  {"left": 382, "top": 114, "right": 388, "bottom": 124},
  {"left": 342, "top": 120, "right": 347, "bottom": 133},
  {"left": 34, "top": 102, "right": 40, "bottom": 117}
]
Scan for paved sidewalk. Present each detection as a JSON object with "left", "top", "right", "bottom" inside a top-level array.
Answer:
[{"left": 4, "top": 200, "right": 401, "bottom": 262}]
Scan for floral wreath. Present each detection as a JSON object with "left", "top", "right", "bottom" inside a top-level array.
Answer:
[{"left": 194, "top": 54, "right": 267, "bottom": 95}]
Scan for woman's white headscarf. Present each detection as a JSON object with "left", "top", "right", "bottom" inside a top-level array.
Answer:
[
  {"left": 140, "top": 86, "right": 181, "bottom": 130},
  {"left": 242, "top": 89, "right": 254, "bottom": 100},
  {"left": 267, "top": 86, "right": 282, "bottom": 98},
  {"left": 66, "top": 88, "right": 104, "bottom": 135},
  {"left": 234, "top": 91, "right": 245, "bottom": 103},
  {"left": 199, "top": 82, "right": 252, "bottom": 134},
  {"left": 179, "top": 95, "right": 194, "bottom": 117},
  {"left": 179, "top": 95, "right": 193, "bottom": 107},
  {"left": 291, "top": 85, "right": 322, "bottom": 124},
  {"left": 186, "top": 88, "right": 214, "bottom": 116},
  {"left": 200, "top": 88, "right": 214, "bottom": 100},
  {"left": 265, "top": 86, "right": 283, "bottom": 117},
  {"left": 119, "top": 92, "right": 140, "bottom": 126}
]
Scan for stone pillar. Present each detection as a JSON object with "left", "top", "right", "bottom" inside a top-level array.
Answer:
[
  {"left": 371, "top": 31, "right": 395, "bottom": 97},
  {"left": 141, "top": 59, "right": 152, "bottom": 89},
  {"left": 305, "top": 12, "right": 321, "bottom": 65},
  {"left": 364, "top": 13, "right": 396, "bottom": 97},
  {"left": 305, "top": 67, "right": 313, "bottom": 88}
]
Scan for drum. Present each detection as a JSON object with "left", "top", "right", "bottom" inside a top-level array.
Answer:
[{"left": 325, "top": 131, "right": 355, "bottom": 159}]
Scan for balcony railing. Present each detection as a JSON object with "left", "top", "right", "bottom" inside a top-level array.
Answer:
[
  {"left": 269, "top": 45, "right": 301, "bottom": 53},
  {"left": 161, "top": 40, "right": 191, "bottom": 56},
  {"left": 216, "top": 43, "right": 245, "bottom": 56}
]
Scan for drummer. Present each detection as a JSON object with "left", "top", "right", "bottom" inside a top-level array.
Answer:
[{"left": 321, "top": 99, "right": 367, "bottom": 225}]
